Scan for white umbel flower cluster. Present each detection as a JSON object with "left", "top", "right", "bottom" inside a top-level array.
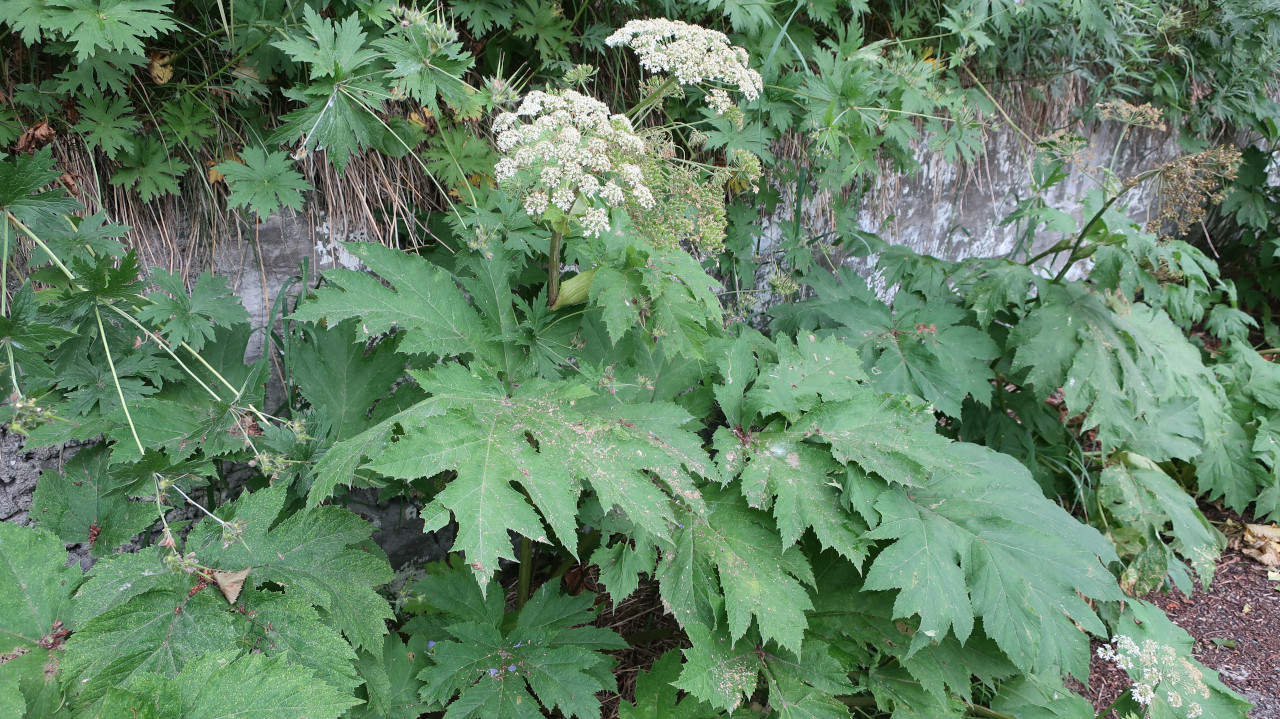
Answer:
[
  {"left": 492, "top": 90, "right": 653, "bottom": 236},
  {"left": 605, "top": 19, "right": 763, "bottom": 114},
  {"left": 1096, "top": 635, "right": 1210, "bottom": 718}
]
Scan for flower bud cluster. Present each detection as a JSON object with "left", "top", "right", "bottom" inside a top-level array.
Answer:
[
  {"left": 1096, "top": 635, "right": 1209, "bottom": 718},
  {"left": 605, "top": 19, "right": 763, "bottom": 114},
  {"left": 492, "top": 90, "right": 654, "bottom": 236}
]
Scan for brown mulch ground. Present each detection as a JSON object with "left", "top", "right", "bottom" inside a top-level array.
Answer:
[{"left": 1074, "top": 509, "right": 1280, "bottom": 719}]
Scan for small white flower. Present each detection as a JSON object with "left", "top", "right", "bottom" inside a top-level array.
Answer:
[
  {"left": 523, "top": 190, "right": 549, "bottom": 216},
  {"left": 581, "top": 207, "right": 610, "bottom": 237},
  {"left": 1188, "top": 702, "right": 1202, "bottom": 718}
]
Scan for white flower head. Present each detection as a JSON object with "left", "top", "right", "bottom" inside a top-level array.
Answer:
[
  {"left": 1096, "top": 635, "right": 1212, "bottom": 719},
  {"left": 606, "top": 19, "right": 763, "bottom": 111},
  {"left": 492, "top": 89, "right": 653, "bottom": 233}
]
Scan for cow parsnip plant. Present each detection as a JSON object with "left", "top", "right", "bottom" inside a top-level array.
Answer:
[{"left": 0, "top": 3, "right": 1274, "bottom": 719}]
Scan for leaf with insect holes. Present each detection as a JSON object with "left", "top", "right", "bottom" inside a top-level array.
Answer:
[
  {"left": 183, "top": 483, "right": 395, "bottom": 652},
  {"left": 214, "top": 148, "right": 311, "bottom": 220},
  {"left": 1099, "top": 454, "right": 1223, "bottom": 592},
  {"left": 363, "top": 364, "right": 711, "bottom": 589},
  {"left": 31, "top": 444, "right": 155, "bottom": 556},
  {"left": 136, "top": 269, "right": 249, "bottom": 353},
  {"left": 418, "top": 586, "right": 625, "bottom": 719},
  {"left": 744, "top": 333, "right": 867, "bottom": 421},
  {"left": 713, "top": 427, "right": 869, "bottom": 565}
]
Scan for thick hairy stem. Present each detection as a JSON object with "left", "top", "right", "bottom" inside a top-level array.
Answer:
[{"left": 547, "top": 229, "right": 564, "bottom": 307}]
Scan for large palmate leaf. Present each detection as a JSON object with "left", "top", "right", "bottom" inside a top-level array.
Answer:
[
  {"left": 363, "top": 364, "right": 711, "bottom": 588},
  {"left": 61, "top": 583, "right": 239, "bottom": 705},
  {"left": 1010, "top": 283, "right": 1228, "bottom": 460},
  {"left": 860, "top": 443, "right": 1122, "bottom": 678},
  {"left": 713, "top": 427, "right": 869, "bottom": 565},
  {"left": 288, "top": 317, "right": 410, "bottom": 440},
  {"left": 770, "top": 270, "right": 998, "bottom": 417},
  {"left": 185, "top": 484, "right": 394, "bottom": 651},
  {"left": 376, "top": 21, "right": 475, "bottom": 114},
  {"left": 45, "top": 0, "right": 176, "bottom": 60},
  {"left": 291, "top": 241, "right": 487, "bottom": 360},
  {"left": 0, "top": 283, "right": 73, "bottom": 387},
  {"left": 657, "top": 487, "right": 814, "bottom": 653}
]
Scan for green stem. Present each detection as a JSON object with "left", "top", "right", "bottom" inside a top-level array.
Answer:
[
  {"left": 5, "top": 211, "right": 76, "bottom": 283},
  {"left": 94, "top": 307, "right": 145, "bottom": 456},
  {"left": 517, "top": 536, "right": 533, "bottom": 610},
  {"left": 626, "top": 76, "right": 679, "bottom": 123},
  {"left": 547, "top": 229, "right": 564, "bottom": 307}
]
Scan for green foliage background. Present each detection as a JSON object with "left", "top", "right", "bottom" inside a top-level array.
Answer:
[{"left": 2, "top": 0, "right": 1280, "bottom": 717}]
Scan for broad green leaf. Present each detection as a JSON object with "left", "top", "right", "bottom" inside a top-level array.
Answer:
[
  {"left": 714, "top": 428, "right": 869, "bottom": 564},
  {"left": 109, "top": 137, "right": 189, "bottom": 202},
  {"left": 46, "top": 0, "right": 176, "bottom": 60},
  {"left": 990, "top": 676, "right": 1094, "bottom": 719},
  {"left": 288, "top": 317, "right": 408, "bottom": 440},
  {"left": 186, "top": 484, "right": 394, "bottom": 651},
  {"left": 800, "top": 391, "right": 951, "bottom": 487},
  {"left": 658, "top": 487, "right": 814, "bottom": 653},
  {"left": 745, "top": 333, "right": 867, "bottom": 421},
  {"left": 127, "top": 651, "right": 360, "bottom": 719},
  {"left": 675, "top": 624, "right": 760, "bottom": 712},
  {"left": 351, "top": 634, "right": 431, "bottom": 719},
  {"left": 0, "top": 148, "right": 80, "bottom": 233},
  {"left": 0, "top": 522, "right": 81, "bottom": 654},
  {"left": 290, "top": 242, "right": 487, "bottom": 359},
  {"left": 62, "top": 588, "right": 237, "bottom": 705},
  {"left": 136, "top": 269, "right": 249, "bottom": 353},
  {"left": 376, "top": 21, "right": 475, "bottom": 114},
  {"left": 72, "top": 547, "right": 172, "bottom": 626},
  {"left": 418, "top": 586, "right": 621, "bottom": 719},
  {"left": 862, "top": 443, "right": 1121, "bottom": 677},
  {"left": 31, "top": 444, "right": 155, "bottom": 555},
  {"left": 74, "top": 94, "right": 140, "bottom": 159},
  {"left": 621, "top": 650, "right": 718, "bottom": 719},
  {"left": 214, "top": 148, "right": 311, "bottom": 220},
  {"left": 368, "top": 365, "right": 710, "bottom": 589},
  {"left": 237, "top": 590, "right": 361, "bottom": 693},
  {"left": 0, "top": 283, "right": 73, "bottom": 387}
]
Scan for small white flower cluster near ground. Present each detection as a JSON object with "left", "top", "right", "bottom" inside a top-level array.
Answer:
[
  {"left": 492, "top": 90, "right": 655, "bottom": 236},
  {"left": 1097, "top": 635, "right": 1210, "bottom": 718},
  {"left": 605, "top": 19, "right": 763, "bottom": 114}
]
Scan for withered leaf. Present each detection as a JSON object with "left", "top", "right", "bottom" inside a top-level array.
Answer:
[{"left": 211, "top": 568, "right": 251, "bottom": 604}]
